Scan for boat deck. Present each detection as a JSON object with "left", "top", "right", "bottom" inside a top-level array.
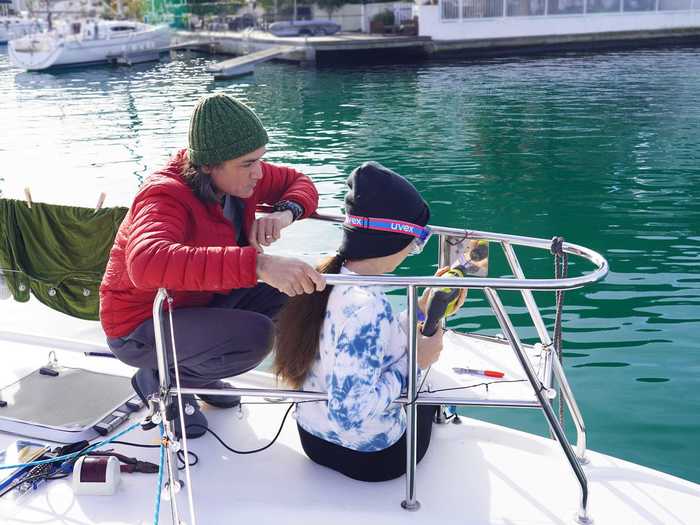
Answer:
[{"left": 0, "top": 299, "right": 698, "bottom": 524}]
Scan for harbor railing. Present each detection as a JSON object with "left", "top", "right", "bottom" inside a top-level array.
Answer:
[
  {"left": 440, "top": 0, "right": 699, "bottom": 20},
  {"left": 152, "top": 211, "right": 608, "bottom": 525}
]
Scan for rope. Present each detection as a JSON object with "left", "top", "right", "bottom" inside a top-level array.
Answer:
[
  {"left": 550, "top": 236, "right": 568, "bottom": 427},
  {"left": 166, "top": 296, "right": 197, "bottom": 525},
  {"left": 154, "top": 424, "right": 165, "bottom": 525},
  {"left": 0, "top": 421, "right": 141, "bottom": 471}
]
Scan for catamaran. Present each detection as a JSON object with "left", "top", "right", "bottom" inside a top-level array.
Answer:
[
  {"left": 0, "top": 203, "right": 698, "bottom": 524},
  {"left": 8, "top": 19, "right": 170, "bottom": 71}
]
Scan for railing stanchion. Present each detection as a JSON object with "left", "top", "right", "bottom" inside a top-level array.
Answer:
[
  {"left": 552, "top": 357, "right": 589, "bottom": 463},
  {"left": 401, "top": 284, "right": 421, "bottom": 511},
  {"left": 502, "top": 241, "right": 554, "bottom": 386},
  {"left": 152, "top": 288, "right": 182, "bottom": 523},
  {"left": 434, "top": 234, "right": 453, "bottom": 423},
  {"left": 484, "top": 288, "right": 591, "bottom": 524},
  {"left": 502, "top": 240, "right": 588, "bottom": 458}
]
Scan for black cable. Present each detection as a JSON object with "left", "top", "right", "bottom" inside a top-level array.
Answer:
[
  {"left": 420, "top": 379, "right": 528, "bottom": 396},
  {"left": 111, "top": 440, "right": 159, "bottom": 448},
  {"left": 104, "top": 441, "right": 198, "bottom": 470},
  {"left": 185, "top": 402, "right": 295, "bottom": 455},
  {"left": 178, "top": 450, "right": 198, "bottom": 470},
  {"left": 1, "top": 434, "right": 201, "bottom": 500},
  {"left": 403, "top": 378, "right": 530, "bottom": 406}
]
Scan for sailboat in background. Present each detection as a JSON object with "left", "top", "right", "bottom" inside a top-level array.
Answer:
[
  {"left": 7, "top": 0, "right": 170, "bottom": 71},
  {"left": 8, "top": 19, "right": 170, "bottom": 70}
]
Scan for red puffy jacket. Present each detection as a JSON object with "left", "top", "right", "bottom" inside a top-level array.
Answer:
[{"left": 99, "top": 149, "right": 319, "bottom": 338}]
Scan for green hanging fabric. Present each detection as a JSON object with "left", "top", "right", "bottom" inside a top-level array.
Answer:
[{"left": 0, "top": 198, "right": 128, "bottom": 320}]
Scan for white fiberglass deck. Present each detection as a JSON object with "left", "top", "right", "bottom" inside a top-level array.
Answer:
[{"left": 0, "top": 300, "right": 699, "bottom": 524}]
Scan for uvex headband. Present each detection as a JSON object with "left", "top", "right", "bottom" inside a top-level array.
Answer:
[{"left": 345, "top": 214, "right": 432, "bottom": 242}]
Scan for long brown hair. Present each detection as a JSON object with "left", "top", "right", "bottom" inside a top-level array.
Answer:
[
  {"left": 181, "top": 160, "right": 220, "bottom": 204},
  {"left": 273, "top": 253, "right": 345, "bottom": 389}
]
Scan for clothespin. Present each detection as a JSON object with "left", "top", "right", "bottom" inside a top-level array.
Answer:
[
  {"left": 24, "top": 187, "right": 32, "bottom": 209},
  {"left": 95, "top": 192, "right": 106, "bottom": 212}
]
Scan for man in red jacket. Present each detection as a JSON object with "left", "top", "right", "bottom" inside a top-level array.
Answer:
[{"left": 100, "top": 94, "right": 325, "bottom": 438}]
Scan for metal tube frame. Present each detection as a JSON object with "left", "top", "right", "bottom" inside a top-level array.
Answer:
[
  {"left": 152, "top": 289, "right": 183, "bottom": 524},
  {"left": 434, "top": 233, "right": 452, "bottom": 425},
  {"left": 150, "top": 214, "right": 607, "bottom": 523},
  {"left": 484, "top": 288, "right": 591, "bottom": 524},
  {"left": 402, "top": 285, "right": 421, "bottom": 511},
  {"left": 179, "top": 386, "right": 542, "bottom": 408},
  {"left": 502, "top": 241, "right": 588, "bottom": 462}
]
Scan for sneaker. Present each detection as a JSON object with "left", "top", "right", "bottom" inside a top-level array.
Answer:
[
  {"left": 131, "top": 368, "right": 208, "bottom": 439},
  {"left": 197, "top": 380, "right": 241, "bottom": 409}
]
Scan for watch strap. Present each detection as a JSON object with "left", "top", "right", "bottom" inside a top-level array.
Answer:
[{"left": 273, "top": 200, "right": 304, "bottom": 221}]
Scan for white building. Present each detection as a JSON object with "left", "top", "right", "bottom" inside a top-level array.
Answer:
[{"left": 418, "top": 0, "right": 700, "bottom": 42}]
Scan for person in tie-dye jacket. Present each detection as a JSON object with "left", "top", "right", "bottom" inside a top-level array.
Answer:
[{"left": 274, "top": 162, "right": 466, "bottom": 482}]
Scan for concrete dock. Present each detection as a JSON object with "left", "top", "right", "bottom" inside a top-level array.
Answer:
[
  {"left": 173, "top": 30, "right": 431, "bottom": 66},
  {"left": 172, "top": 25, "right": 700, "bottom": 74}
]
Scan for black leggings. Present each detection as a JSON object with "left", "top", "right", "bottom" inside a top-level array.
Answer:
[{"left": 297, "top": 405, "right": 438, "bottom": 482}]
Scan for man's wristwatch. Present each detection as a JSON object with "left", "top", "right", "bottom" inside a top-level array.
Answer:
[{"left": 272, "top": 200, "right": 304, "bottom": 222}]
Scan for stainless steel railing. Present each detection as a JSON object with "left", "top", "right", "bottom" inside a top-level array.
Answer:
[{"left": 152, "top": 212, "right": 607, "bottom": 524}]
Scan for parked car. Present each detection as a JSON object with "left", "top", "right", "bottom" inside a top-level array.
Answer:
[
  {"left": 268, "top": 19, "right": 340, "bottom": 37},
  {"left": 228, "top": 14, "right": 256, "bottom": 31}
]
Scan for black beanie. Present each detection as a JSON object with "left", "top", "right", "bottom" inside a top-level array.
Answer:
[{"left": 339, "top": 162, "right": 430, "bottom": 260}]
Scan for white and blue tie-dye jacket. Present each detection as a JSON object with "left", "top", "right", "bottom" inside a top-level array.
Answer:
[{"left": 296, "top": 266, "right": 420, "bottom": 452}]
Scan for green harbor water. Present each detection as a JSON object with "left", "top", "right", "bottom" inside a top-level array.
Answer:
[{"left": 1, "top": 48, "right": 698, "bottom": 483}]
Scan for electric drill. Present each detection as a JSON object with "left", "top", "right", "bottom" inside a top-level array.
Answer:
[{"left": 421, "top": 240, "right": 488, "bottom": 337}]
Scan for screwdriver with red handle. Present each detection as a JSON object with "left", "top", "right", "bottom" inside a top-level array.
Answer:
[{"left": 452, "top": 366, "right": 504, "bottom": 378}]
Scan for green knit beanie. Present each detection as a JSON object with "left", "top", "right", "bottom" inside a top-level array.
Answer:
[{"left": 187, "top": 94, "right": 269, "bottom": 166}]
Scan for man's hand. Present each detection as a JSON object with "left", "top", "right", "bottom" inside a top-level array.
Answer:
[
  {"left": 256, "top": 254, "right": 326, "bottom": 296},
  {"left": 249, "top": 211, "right": 294, "bottom": 253}
]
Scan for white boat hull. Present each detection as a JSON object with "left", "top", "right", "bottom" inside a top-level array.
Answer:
[{"left": 8, "top": 25, "right": 171, "bottom": 71}]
